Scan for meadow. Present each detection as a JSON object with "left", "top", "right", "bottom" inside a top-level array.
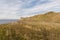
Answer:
[{"left": 0, "top": 12, "right": 60, "bottom": 40}]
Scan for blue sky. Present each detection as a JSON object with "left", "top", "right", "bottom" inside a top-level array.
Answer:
[{"left": 0, "top": 0, "right": 60, "bottom": 19}]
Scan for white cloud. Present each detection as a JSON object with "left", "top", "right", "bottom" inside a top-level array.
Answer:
[
  {"left": 19, "top": 0, "right": 60, "bottom": 17},
  {"left": 0, "top": 0, "right": 22, "bottom": 19},
  {"left": 0, "top": 0, "right": 60, "bottom": 19}
]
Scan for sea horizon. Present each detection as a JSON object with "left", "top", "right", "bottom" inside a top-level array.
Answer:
[{"left": 0, "top": 19, "right": 18, "bottom": 24}]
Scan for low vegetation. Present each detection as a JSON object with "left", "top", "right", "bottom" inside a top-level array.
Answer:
[{"left": 0, "top": 12, "right": 60, "bottom": 40}]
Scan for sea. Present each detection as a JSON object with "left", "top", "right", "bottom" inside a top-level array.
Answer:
[{"left": 0, "top": 19, "right": 17, "bottom": 24}]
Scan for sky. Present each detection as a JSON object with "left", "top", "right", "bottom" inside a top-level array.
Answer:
[{"left": 0, "top": 0, "right": 60, "bottom": 19}]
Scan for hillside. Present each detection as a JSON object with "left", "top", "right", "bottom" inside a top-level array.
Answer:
[{"left": 0, "top": 12, "right": 60, "bottom": 40}]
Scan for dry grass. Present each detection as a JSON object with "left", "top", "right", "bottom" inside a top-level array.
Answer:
[{"left": 0, "top": 12, "right": 60, "bottom": 40}]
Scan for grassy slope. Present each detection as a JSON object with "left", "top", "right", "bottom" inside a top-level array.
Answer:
[{"left": 0, "top": 12, "right": 60, "bottom": 40}]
